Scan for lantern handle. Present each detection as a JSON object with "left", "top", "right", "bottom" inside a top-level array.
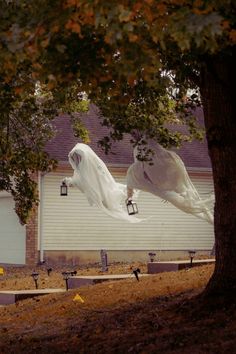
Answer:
[{"left": 126, "top": 197, "right": 133, "bottom": 204}]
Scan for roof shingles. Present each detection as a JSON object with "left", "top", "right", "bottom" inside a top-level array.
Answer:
[{"left": 45, "top": 105, "right": 211, "bottom": 169}]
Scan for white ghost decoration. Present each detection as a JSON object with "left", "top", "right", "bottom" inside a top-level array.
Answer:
[
  {"left": 63, "top": 143, "right": 141, "bottom": 223},
  {"left": 126, "top": 141, "right": 214, "bottom": 225}
]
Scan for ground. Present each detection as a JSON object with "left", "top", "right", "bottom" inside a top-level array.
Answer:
[{"left": 0, "top": 262, "right": 236, "bottom": 353}]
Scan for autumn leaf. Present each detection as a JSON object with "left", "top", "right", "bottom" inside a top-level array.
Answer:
[
  {"left": 66, "top": 0, "right": 79, "bottom": 6},
  {"left": 143, "top": 7, "right": 154, "bottom": 23},
  {"left": 35, "top": 25, "right": 46, "bottom": 36},
  {"left": 229, "top": 29, "right": 236, "bottom": 43},
  {"left": 128, "top": 74, "right": 137, "bottom": 86},
  {"left": 193, "top": 0, "right": 203, "bottom": 7},
  {"left": 128, "top": 33, "right": 139, "bottom": 42},
  {"left": 41, "top": 38, "right": 50, "bottom": 48},
  {"left": 133, "top": 3, "right": 142, "bottom": 12},
  {"left": 14, "top": 87, "right": 23, "bottom": 95},
  {"left": 3, "top": 60, "right": 15, "bottom": 72},
  {"left": 104, "top": 34, "right": 112, "bottom": 44},
  {"left": 65, "top": 20, "right": 81, "bottom": 34},
  {"left": 193, "top": 6, "right": 213, "bottom": 15},
  {"left": 221, "top": 20, "right": 230, "bottom": 30},
  {"left": 32, "top": 62, "right": 42, "bottom": 70},
  {"left": 119, "top": 9, "right": 133, "bottom": 22},
  {"left": 51, "top": 25, "right": 60, "bottom": 33},
  {"left": 27, "top": 44, "right": 38, "bottom": 55},
  {"left": 169, "top": 0, "right": 186, "bottom": 5},
  {"left": 32, "top": 71, "right": 40, "bottom": 79},
  {"left": 156, "top": 3, "right": 167, "bottom": 15}
]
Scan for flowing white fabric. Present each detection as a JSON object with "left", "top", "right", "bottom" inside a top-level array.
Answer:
[
  {"left": 126, "top": 141, "right": 214, "bottom": 224},
  {"left": 63, "top": 143, "right": 141, "bottom": 223}
]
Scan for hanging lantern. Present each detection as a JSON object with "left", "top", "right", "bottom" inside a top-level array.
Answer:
[
  {"left": 126, "top": 199, "right": 138, "bottom": 215},
  {"left": 60, "top": 181, "right": 68, "bottom": 196}
]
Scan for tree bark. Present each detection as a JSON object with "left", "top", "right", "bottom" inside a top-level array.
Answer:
[{"left": 200, "top": 47, "right": 236, "bottom": 300}]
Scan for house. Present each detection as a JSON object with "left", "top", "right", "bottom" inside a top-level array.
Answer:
[{"left": 0, "top": 105, "right": 214, "bottom": 265}]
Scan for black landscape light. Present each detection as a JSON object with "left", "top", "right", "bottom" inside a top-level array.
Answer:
[
  {"left": 100, "top": 249, "right": 108, "bottom": 272},
  {"left": 60, "top": 181, "right": 68, "bottom": 196},
  {"left": 61, "top": 271, "right": 77, "bottom": 290},
  {"left": 62, "top": 271, "right": 70, "bottom": 291},
  {"left": 148, "top": 252, "right": 156, "bottom": 263},
  {"left": 132, "top": 268, "right": 141, "bottom": 281},
  {"left": 61, "top": 270, "right": 77, "bottom": 290},
  {"left": 31, "top": 272, "right": 39, "bottom": 289},
  {"left": 188, "top": 250, "right": 196, "bottom": 267},
  {"left": 47, "top": 268, "right": 52, "bottom": 276},
  {"left": 126, "top": 199, "right": 138, "bottom": 215}
]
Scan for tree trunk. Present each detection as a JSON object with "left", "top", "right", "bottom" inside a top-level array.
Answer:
[{"left": 200, "top": 47, "right": 236, "bottom": 301}]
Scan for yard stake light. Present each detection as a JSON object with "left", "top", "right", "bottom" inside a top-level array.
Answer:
[
  {"left": 148, "top": 252, "right": 156, "bottom": 263},
  {"left": 62, "top": 271, "right": 70, "bottom": 291},
  {"left": 60, "top": 181, "right": 68, "bottom": 196},
  {"left": 132, "top": 268, "right": 141, "bottom": 281},
  {"left": 100, "top": 249, "right": 108, "bottom": 272},
  {"left": 126, "top": 199, "right": 138, "bottom": 215},
  {"left": 31, "top": 272, "right": 39, "bottom": 289},
  {"left": 188, "top": 250, "right": 196, "bottom": 267},
  {"left": 47, "top": 268, "right": 52, "bottom": 276}
]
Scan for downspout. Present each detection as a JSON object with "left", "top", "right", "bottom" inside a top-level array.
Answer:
[{"left": 38, "top": 172, "right": 45, "bottom": 264}]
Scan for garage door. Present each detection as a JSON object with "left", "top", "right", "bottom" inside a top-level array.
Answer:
[
  {"left": 0, "top": 194, "right": 26, "bottom": 264},
  {"left": 42, "top": 172, "right": 214, "bottom": 251}
]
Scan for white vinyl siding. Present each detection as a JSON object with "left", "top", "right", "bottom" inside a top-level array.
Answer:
[
  {"left": 41, "top": 171, "right": 214, "bottom": 252},
  {"left": 0, "top": 194, "right": 26, "bottom": 264}
]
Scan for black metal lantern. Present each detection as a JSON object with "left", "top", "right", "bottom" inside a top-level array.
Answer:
[
  {"left": 60, "top": 181, "right": 68, "bottom": 196},
  {"left": 126, "top": 199, "right": 138, "bottom": 215}
]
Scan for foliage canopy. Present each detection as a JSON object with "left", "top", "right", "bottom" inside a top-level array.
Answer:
[{"left": 0, "top": 0, "right": 235, "bottom": 227}]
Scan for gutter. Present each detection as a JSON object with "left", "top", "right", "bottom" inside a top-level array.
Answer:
[
  {"left": 38, "top": 172, "right": 45, "bottom": 264},
  {"left": 57, "top": 160, "right": 212, "bottom": 173}
]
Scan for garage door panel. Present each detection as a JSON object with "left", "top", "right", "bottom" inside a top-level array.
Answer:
[
  {"left": 42, "top": 173, "right": 214, "bottom": 251},
  {"left": 0, "top": 196, "right": 26, "bottom": 264}
]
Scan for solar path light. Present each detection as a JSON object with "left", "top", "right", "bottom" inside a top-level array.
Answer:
[
  {"left": 148, "top": 252, "right": 156, "bottom": 263},
  {"left": 132, "top": 268, "right": 141, "bottom": 281},
  {"left": 47, "top": 268, "right": 52, "bottom": 276},
  {"left": 100, "top": 249, "right": 108, "bottom": 272},
  {"left": 62, "top": 271, "right": 77, "bottom": 291},
  {"left": 188, "top": 250, "right": 196, "bottom": 267},
  {"left": 62, "top": 272, "right": 70, "bottom": 291},
  {"left": 31, "top": 272, "right": 39, "bottom": 289}
]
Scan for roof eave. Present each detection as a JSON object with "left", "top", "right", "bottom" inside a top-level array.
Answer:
[{"left": 56, "top": 160, "right": 212, "bottom": 173}]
